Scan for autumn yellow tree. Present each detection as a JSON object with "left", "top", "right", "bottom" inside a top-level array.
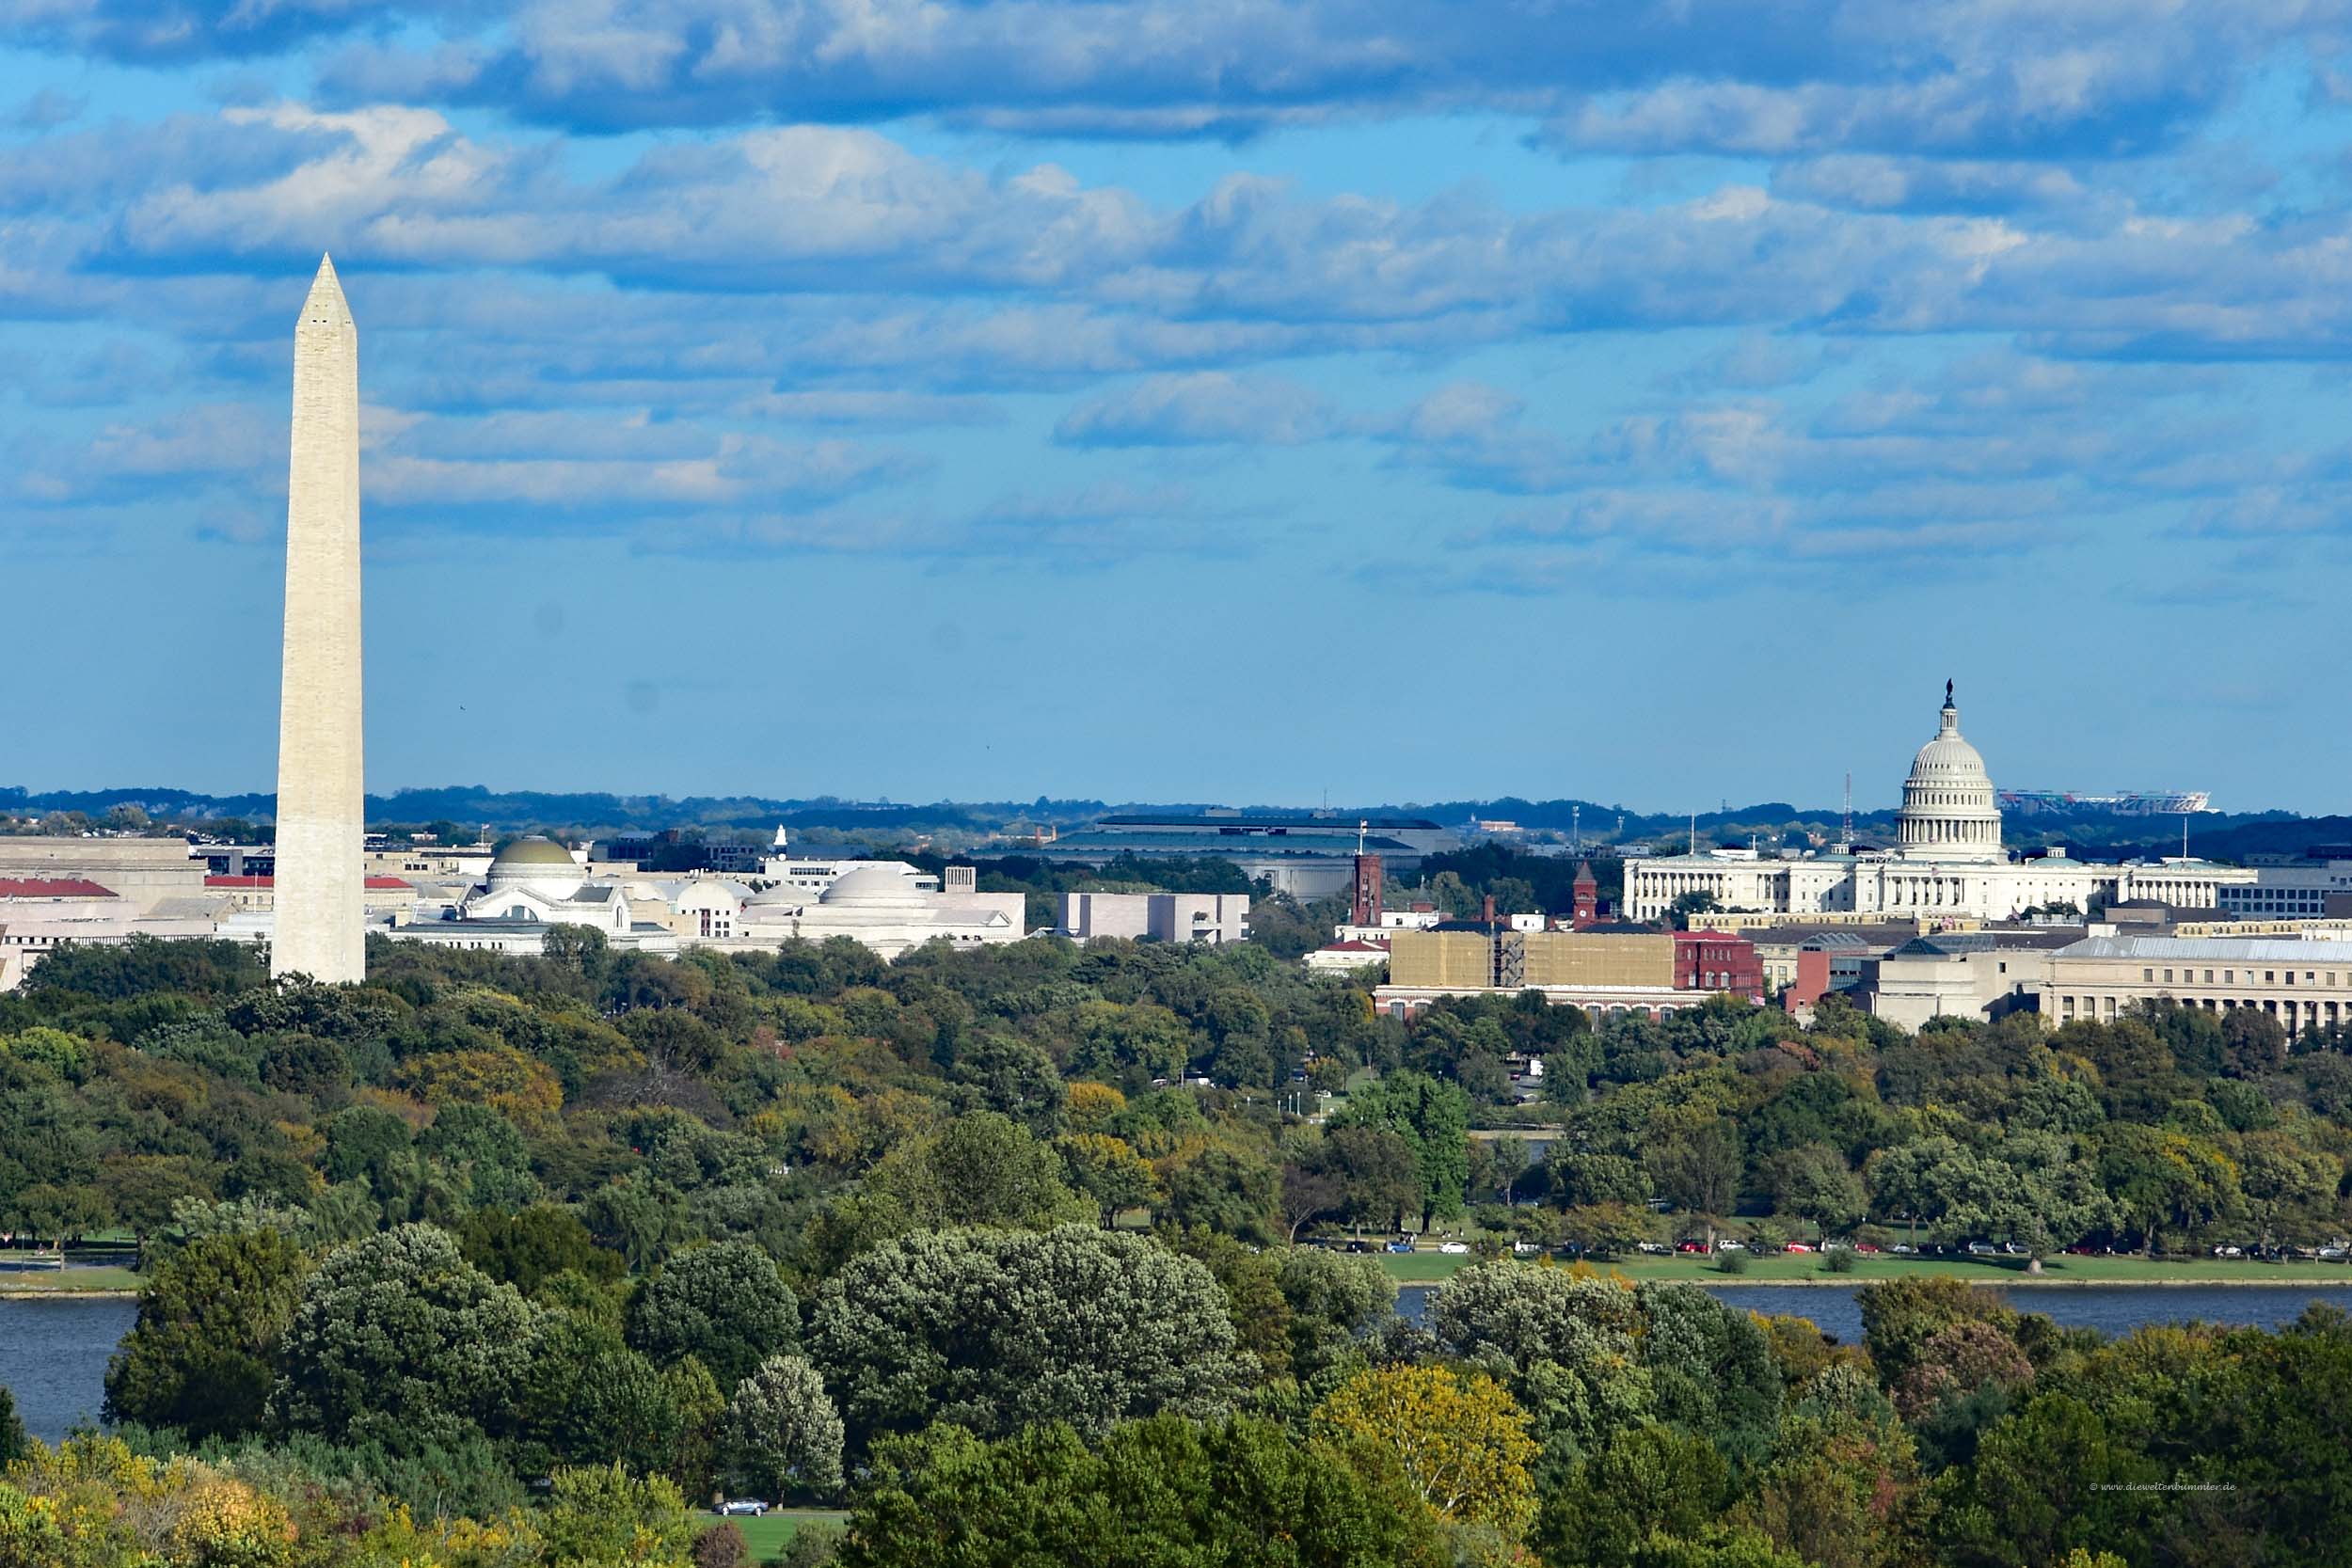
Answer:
[
  {"left": 1311, "top": 1363, "right": 1537, "bottom": 1536},
  {"left": 1065, "top": 1081, "right": 1127, "bottom": 1134}
]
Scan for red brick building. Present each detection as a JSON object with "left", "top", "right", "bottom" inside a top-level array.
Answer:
[{"left": 1673, "top": 928, "right": 1764, "bottom": 1001}]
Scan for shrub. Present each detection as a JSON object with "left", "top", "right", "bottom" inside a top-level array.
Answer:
[
  {"left": 694, "top": 1520, "right": 751, "bottom": 1568},
  {"left": 1715, "top": 1248, "right": 1752, "bottom": 1275},
  {"left": 1821, "top": 1247, "right": 1858, "bottom": 1275},
  {"left": 784, "top": 1522, "right": 845, "bottom": 1568}
]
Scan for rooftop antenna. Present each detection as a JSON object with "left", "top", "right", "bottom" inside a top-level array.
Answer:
[
  {"left": 1572, "top": 804, "right": 1581, "bottom": 852},
  {"left": 1690, "top": 812, "right": 1697, "bottom": 856},
  {"left": 1842, "top": 771, "right": 1852, "bottom": 850},
  {"left": 1357, "top": 819, "right": 1368, "bottom": 855}
]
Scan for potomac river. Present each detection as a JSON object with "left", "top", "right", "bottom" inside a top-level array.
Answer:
[
  {"left": 1391, "top": 1280, "right": 2352, "bottom": 1347},
  {"left": 11, "top": 1286, "right": 2352, "bottom": 1444}
]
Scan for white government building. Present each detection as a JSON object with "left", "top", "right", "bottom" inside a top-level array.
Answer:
[{"left": 1625, "top": 686, "right": 2255, "bottom": 924}]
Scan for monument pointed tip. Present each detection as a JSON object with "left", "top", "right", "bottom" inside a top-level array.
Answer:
[{"left": 298, "top": 251, "right": 353, "bottom": 326}]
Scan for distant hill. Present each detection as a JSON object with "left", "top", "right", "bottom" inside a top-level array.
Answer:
[{"left": 2, "top": 784, "right": 2339, "bottom": 863}]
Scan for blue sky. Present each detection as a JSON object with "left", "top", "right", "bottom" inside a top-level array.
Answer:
[{"left": 5, "top": 2, "right": 2351, "bottom": 813}]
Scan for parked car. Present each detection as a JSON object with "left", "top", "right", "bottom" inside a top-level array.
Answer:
[
  {"left": 2001, "top": 1242, "right": 2028, "bottom": 1256},
  {"left": 1638, "top": 1242, "right": 1673, "bottom": 1255},
  {"left": 1438, "top": 1241, "right": 1470, "bottom": 1255},
  {"left": 1717, "top": 1240, "right": 1746, "bottom": 1251},
  {"left": 2319, "top": 1246, "right": 2348, "bottom": 1261},
  {"left": 719, "top": 1501, "right": 769, "bottom": 1517},
  {"left": 1343, "top": 1240, "right": 1371, "bottom": 1254},
  {"left": 1677, "top": 1241, "right": 1708, "bottom": 1254},
  {"left": 1785, "top": 1243, "right": 1814, "bottom": 1253},
  {"left": 2214, "top": 1244, "right": 2246, "bottom": 1259},
  {"left": 1853, "top": 1243, "right": 1883, "bottom": 1254},
  {"left": 1966, "top": 1242, "right": 1998, "bottom": 1256},
  {"left": 1385, "top": 1241, "right": 1415, "bottom": 1254},
  {"left": 1512, "top": 1241, "right": 1541, "bottom": 1256}
]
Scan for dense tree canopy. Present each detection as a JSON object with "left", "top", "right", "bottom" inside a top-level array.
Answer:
[{"left": 7, "top": 923, "right": 2352, "bottom": 1566}]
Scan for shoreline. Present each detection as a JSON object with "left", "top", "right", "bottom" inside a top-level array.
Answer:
[
  {"left": 1381, "top": 1254, "right": 2352, "bottom": 1289},
  {"left": 0, "top": 1289, "right": 139, "bottom": 1301},
  {"left": 1682, "top": 1275, "right": 2352, "bottom": 1290}
]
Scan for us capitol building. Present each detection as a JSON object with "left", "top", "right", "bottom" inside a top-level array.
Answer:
[{"left": 1624, "top": 685, "right": 2254, "bottom": 923}]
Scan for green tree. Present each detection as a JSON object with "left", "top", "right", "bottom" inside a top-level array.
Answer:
[
  {"left": 95, "top": 1155, "right": 212, "bottom": 1268},
  {"left": 949, "top": 1034, "right": 1065, "bottom": 1135},
  {"left": 1855, "top": 1275, "right": 2016, "bottom": 1391},
  {"left": 0, "top": 1386, "right": 24, "bottom": 1467},
  {"left": 1868, "top": 1134, "right": 2114, "bottom": 1261},
  {"left": 1157, "top": 1144, "right": 1280, "bottom": 1242},
  {"left": 1536, "top": 1421, "right": 1732, "bottom": 1568},
  {"left": 458, "top": 1204, "right": 625, "bottom": 1296},
  {"left": 1057, "top": 1132, "right": 1160, "bottom": 1227},
  {"left": 420, "top": 1102, "right": 538, "bottom": 1210},
  {"left": 806, "top": 1225, "right": 1253, "bottom": 1449},
  {"left": 270, "top": 1222, "right": 542, "bottom": 1450},
  {"left": 539, "top": 1463, "right": 698, "bottom": 1568},
  {"left": 1314, "top": 1125, "right": 1424, "bottom": 1233},
  {"left": 2234, "top": 1131, "right": 2340, "bottom": 1249},
  {"left": 1277, "top": 1246, "right": 1397, "bottom": 1381},
  {"left": 1332, "top": 1071, "right": 1471, "bottom": 1222},
  {"left": 628, "top": 1241, "right": 800, "bottom": 1390},
  {"left": 4, "top": 1181, "right": 106, "bottom": 1263},
  {"left": 1645, "top": 1108, "right": 1742, "bottom": 1243},
  {"left": 1559, "top": 1202, "right": 1657, "bottom": 1259},
  {"left": 104, "top": 1229, "right": 312, "bottom": 1440},
  {"left": 871, "top": 1111, "right": 1092, "bottom": 1231},
  {"left": 839, "top": 1417, "right": 1432, "bottom": 1568},
  {"left": 1549, "top": 1150, "right": 1653, "bottom": 1209},
  {"left": 724, "top": 1354, "right": 846, "bottom": 1500}
]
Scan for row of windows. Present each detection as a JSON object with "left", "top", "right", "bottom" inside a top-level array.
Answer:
[
  {"left": 2142, "top": 966, "right": 2342, "bottom": 986},
  {"left": 2058, "top": 993, "right": 2344, "bottom": 1028}
]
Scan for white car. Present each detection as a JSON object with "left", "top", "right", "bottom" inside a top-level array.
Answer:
[
  {"left": 1438, "top": 1241, "right": 1471, "bottom": 1255},
  {"left": 1512, "top": 1241, "right": 1540, "bottom": 1255},
  {"left": 719, "top": 1500, "right": 769, "bottom": 1517}
]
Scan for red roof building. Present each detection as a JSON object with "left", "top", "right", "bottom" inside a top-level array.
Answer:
[{"left": 0, "top": 878, "right": 119, "bottom": 899}]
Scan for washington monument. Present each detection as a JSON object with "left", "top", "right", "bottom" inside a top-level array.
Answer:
[{"left": 271, "top": 255, "right": 366, "bottom": 983}]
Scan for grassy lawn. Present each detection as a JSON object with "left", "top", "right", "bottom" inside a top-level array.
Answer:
[
  {"left": 694, "top": 1509, "right": 850, "bottom": 1562},
  {"left": 1377, "top": 1250, "right": 2352, "bottom": 1287},
  {"left": 0, "top": 1264, "right": 143, "bottom": 1294}
]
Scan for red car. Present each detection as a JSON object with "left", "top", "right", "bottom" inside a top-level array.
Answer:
[
  {"left": 1853, "top": 1243, "right": 1883, "bottom": 1254},
  {"left": 1676, "top": 1241, "right": 1708, "bottom": 1254}
]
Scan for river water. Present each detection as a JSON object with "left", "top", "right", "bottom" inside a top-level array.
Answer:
[
  {"left": 1393, "top": 1280, "right": 2352, "bottom": 1345},
  {"left": 11, "top": 1285, "right": 2352, "bottom": 1443},
  {"left": 0, "top": 1298, "right": 138, "bottom": 1443}
]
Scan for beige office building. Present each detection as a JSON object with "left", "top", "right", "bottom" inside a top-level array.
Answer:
[{"left": 2036, "top": 936, "right": 2352, "bottom": 1037}]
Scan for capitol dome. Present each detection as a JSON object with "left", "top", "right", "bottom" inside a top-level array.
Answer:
[
  {"left": 1897, "top": 684, "right": 2003, "bottom": 863},
  {"left": 486, "top": 835, "right": 587, "bottom": 897}
]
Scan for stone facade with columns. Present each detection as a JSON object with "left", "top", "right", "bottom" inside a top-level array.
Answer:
[{"left": 1625, "top": 687, "right": 2254, "bottom": 924}]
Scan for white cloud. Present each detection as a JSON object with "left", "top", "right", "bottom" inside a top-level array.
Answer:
[{"left": 1054, "top": 372, "right": 1334, "bottom": 446}]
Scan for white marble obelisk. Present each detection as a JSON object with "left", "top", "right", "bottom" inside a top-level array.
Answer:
[{"left": 271, "top": 254, "right": 366, "bottom": 983}]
